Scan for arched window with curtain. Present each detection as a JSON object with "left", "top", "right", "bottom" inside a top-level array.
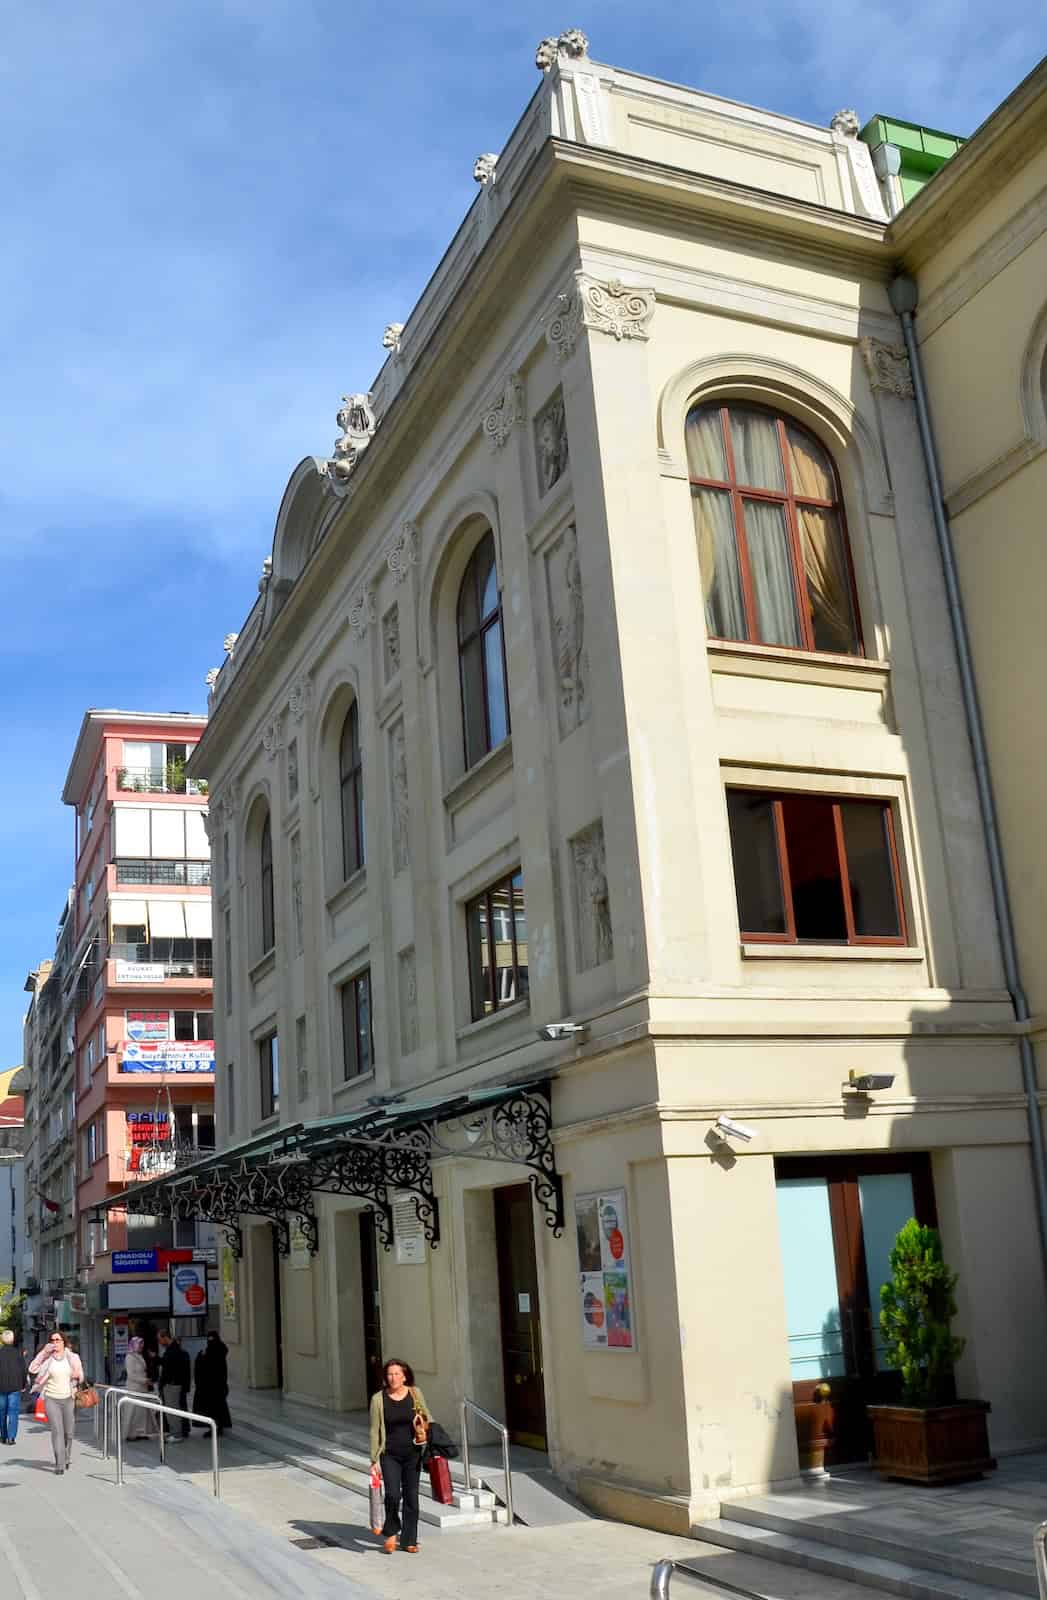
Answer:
[
  {"left": 686, "top": 401, "right": 862, "bottom": 656},
  {"left": 339, "top": 701, "right": 365, "bottom": 879},
  {"left": 457, "top": 529, "right": 510, "bottom": 768},
  {"left": 260, "top": 813, "right": 275, "bottom": 954}
]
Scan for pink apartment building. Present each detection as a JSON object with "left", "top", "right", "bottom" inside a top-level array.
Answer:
[{"left": 62, "top": 711, "right": 215, "bottom": 1376}]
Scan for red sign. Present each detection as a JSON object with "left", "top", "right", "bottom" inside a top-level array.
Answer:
[
  {"left": 184, "top": 1284, "right": 206, "bottom": 1309},
  {"left": 156, "top": 1249, "right": 193, "bottom": 1271},
  {"left": 608, "top": 1228, "right": 625, "bottom": 1261}
]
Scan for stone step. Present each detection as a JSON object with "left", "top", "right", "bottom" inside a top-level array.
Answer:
[
  {"left": 232, "top": 1411, "right": 486, "bottom": 1497},
  {"left": 723, "top": 1492, "right": 1037, "bottom": 1597},
  {"left": 693, "top": 1518, "right": 1031, "bottom": 1600},
  {"left": 230, "top": 1418, "right": 503, "bottom": 1531}
]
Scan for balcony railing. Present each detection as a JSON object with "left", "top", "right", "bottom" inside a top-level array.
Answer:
[
  {"left": 115, "top": 859, "right": 211, "bottom": 887},
  {"left": 116, "top": 767, "right": 207, "bottom": 797},
  {"left": 125, "top": 1138, "right": 214, "bottom": 1177},
  {"left": 109, "top": 942, "right": 213, "bottom": 979}
]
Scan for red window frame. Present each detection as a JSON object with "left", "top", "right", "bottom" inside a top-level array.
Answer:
[
  {"left": 457, "top": 530, "right": 511, "bottom": 769},
  {"left": 729, "top": 789, "right": 909, "bottom": 948},
  {"left": 689, "top": 402, "right": 864, "bottom": 657}
]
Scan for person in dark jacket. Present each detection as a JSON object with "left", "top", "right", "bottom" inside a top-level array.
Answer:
[
  {"left": 157, "top": 1331, "right": 191, "bottom": 1438},
  {"left": 192, "top": 1332, "right": 232, "bottom": 1436},
  {"left": 0, "top": 1331, "right": 26, "bottom": 1445}
]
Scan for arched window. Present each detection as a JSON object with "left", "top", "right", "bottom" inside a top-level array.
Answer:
[
  {"left": 339, "top": 701, "right": 365, "bottom": 879},
  {"left": 686, "top": 402, "right": 861, "bottom": 656},
  {"left": 457, "top": 530, "right": 510, "bottom": 768},
  {"left": 260, "top": 813, "right": 275, "bottom": 954}
]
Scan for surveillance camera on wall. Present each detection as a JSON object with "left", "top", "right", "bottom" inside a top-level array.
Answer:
[
  {"left": 845, "top": 1071, "right": 896, "bottom": 1094},
  {"left": 714, "top": 1114, "right": 758, "bottom": 1144},
  {"left": 537, "top": 1022, "right": 589, "bottom": 1042}
]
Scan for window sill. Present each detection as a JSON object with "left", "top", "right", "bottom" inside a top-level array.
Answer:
[
  {"left": 708, "top": 639, "right": 889, "bottom": 688},
  {"left": 741, "top": 942, "right": 924, "bottom": 961},
  {"left": 249, "top": 949, "right": 276, "bottom": 984},
  {"left": 456, "top": 998, "right": 530, "bottom": 1043},
  {"left": 333, "top": 1070, "right": 376, "bottom": 1099},
  {"left": 326, "top": 868, "right": 367, "bottom": 918},
  {"left": 252, "top": 1114, "right": 280, "bottom": 1135},
  {"left": 443, "top": 737, "right": 513, "bottom": 815}
]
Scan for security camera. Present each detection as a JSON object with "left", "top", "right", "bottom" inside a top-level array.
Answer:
[
  {"left": 714, "top": 1114, "right": 758, "bottom": 1144},
  {"left": 537, "top": 1022, "right": 589, "bottom": 1042},
  {"left": 845, "top": 1071, "right": 895, "bottom": 1094}
]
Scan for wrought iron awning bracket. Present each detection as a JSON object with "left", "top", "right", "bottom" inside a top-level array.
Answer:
[{"left": 424, "top": 1089, "right": 564, "bottom": 1236}]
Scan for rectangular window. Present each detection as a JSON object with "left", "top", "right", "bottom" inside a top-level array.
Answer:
[
  {"left": 259, "top": 1033, "right": 279, "bottom": 1120},
  {"left": 173, "top": 1010, "right": 195, "bottom": 1041},
  {"left": 465, "top": 869, "right": 529, "bottom": 1021},
  {"left": 340, "top": 970, "right": 373, "bottom": 1081},
  {"left": 726, "top": 789, "right": 906, "bottom": 946}
]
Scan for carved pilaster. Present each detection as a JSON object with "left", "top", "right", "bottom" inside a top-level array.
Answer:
[
  {"left": 387, "top": 520, "right": 419, "bottom": 585},
  {"left": 482, "top": 372, "right": 525, "bottom": 450},
  {"left": 545, "top": 273, "right": 656, "bottom": 361},
  {"left": 860, "top": 338, "right": 914, "bottom": 398},
  {"left": 289, "top": 679, "right": 312, "bottom": 722},
  {"left": 348, "top": 583, "right": 377, "bottom": 641}
]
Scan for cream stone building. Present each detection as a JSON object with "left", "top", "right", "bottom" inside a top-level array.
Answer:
[{"left": 113, "top": 37, "right": 1047, "bottom": 1531}]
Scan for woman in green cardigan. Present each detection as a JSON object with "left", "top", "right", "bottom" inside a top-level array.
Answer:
[{"left": 369, "top": 1358, "right": 431, "bottom": 1553}]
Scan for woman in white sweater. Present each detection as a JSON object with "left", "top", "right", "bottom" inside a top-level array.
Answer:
[
  {"left": 123, "top": 1337, "right": 158, "bottom": 1440},
  {"left": 28, "top": 1332, "right": 84, "bottom": 1474}
]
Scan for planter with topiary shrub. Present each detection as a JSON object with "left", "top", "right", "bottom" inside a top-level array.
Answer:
[{"left": 868, "top": 1218, "right": 995, "bottom": 1484}]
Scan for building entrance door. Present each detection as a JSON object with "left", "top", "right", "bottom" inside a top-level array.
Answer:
[
  {"left": 359, "top": 1211, "right": 383, "bottom": 1399},
  {"left": 494, "top": 1184, "right": 547, "bottom": 1449},
  {"left": 775, "top": 1154, "right": 937, "bottom": 1465}
]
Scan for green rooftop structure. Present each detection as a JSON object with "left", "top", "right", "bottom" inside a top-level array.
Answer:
[{"left": 860, "top": 114, "right": 966, "bottom": 209}]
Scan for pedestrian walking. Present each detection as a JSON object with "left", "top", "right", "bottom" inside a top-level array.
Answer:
[
  {"left": 158, "top": 1330, "right": 191, "bottom": 1438},
  {"left": 123, "top": 1337, "right": 158, "bottom": 1440},
  {"left": 192, "top": 1331, "right": 232, "bottom": 1436},
  {"left": 0, "top": 1331, "right": 27, "bottom": 1445},
  {"left": 369, "top": 1358, "right": 431, "bottom": 1555},
  {"left": 28, "top": 1332, "right": 85, "bottom": 1474}
]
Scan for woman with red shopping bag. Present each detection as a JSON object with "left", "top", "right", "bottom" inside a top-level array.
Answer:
[{"left": 368, "top": 1359, "right": 430, "bottom": 1554}]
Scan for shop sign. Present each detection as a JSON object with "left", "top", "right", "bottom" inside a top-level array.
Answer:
[
  {"left": 126, "top": 1011, "right": 171, "bottom": 1041},
  {"left": 575, "top": 1187, "right": 636, "bottom": 1352},
  {"left": 112, "top": 1318, "right": 130, "bottom": 1360},
  {"left": 69, "top": 1293, "right": 88, "bottom": 1313},
  {"left": 169, "top": 1262, "right": 208, "bottom": 1316},
  {"left": 392, "top": 1191, "right": 426, "bottom": 1265},
  {"left": 112, "top": 1249, "right": 158, "bottom": 1274},
  {"left": 126, "top": 1111, "right": 171, "bottom": 1143},
  {"left": 115, "top": 961, "right": 166, "bottom": 983},
  {"left": 119, "top": 1040, "right": 214, "bottom": 1074}
]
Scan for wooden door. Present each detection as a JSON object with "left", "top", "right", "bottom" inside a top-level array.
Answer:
[
  {"left": 359, "top": 1211, "right": 384, "bottom": 1399},
  {"left": 775, "top": 1154, "right": 937, "bottom": 1464},
  {"left": 494, "top": 1184, "right": 547, "bottom": 1449}
]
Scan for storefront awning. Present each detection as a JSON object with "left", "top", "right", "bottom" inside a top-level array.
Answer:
[{"left": 95, "top": 1078, "right": 562, "bottom": 1262}]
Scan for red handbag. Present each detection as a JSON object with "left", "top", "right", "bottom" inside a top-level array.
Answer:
[{"left": 427, "top": 1453, "right": 454, "bottom": 1506}]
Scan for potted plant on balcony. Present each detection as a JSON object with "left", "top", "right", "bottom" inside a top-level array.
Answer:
[{"left": 869, "top": 1219, "right": 994, "bottom": 1484}]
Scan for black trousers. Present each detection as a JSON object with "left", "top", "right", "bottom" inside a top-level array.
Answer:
[{"left": 380, "top": 1450, "right": 421, "bottom": 1546}]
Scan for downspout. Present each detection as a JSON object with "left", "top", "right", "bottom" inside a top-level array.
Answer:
[{"left": 889, "top": 274, "right": 1047, "bottom": 1279}]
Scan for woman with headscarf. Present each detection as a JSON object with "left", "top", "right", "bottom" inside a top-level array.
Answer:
[
  {"left": 123, "top": 1336, "right": 158, "bottom": 1440},
  {"left": 192, "top": 1331, "right": 232, "bottom": 1436}
]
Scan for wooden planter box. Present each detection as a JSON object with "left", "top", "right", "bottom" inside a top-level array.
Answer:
[
  {"left": 868, "top": 1401, "right": 996, "bottom": 1485},
  {"left": 795, "top": 1399, "right": 834, "bottom": 1471}
]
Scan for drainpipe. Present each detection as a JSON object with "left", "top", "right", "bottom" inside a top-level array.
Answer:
[{"left": 889, "top": 274, "right": 1047, "bottom": 1281}]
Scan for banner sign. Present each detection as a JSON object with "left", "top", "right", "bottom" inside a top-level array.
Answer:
[
  {"left": 126, "top": 1111, "right": 171, "bottom": 1143},
  {"left": 115, "top": 961, "right": 166, "bottom": 984},
  {"left": 120, "top": 1040, "right": 214, "bottom": 1074},
  {"left": 574, "top": 1188, "right": 636, "bottom": 1351},
  {"left": 169, "top": 1261, "right": 209, "bottom": 1316},
  {"left": 112, "top": 1249, "right": 159, "bottom": 1274},
  {"left": 126, "top": 1011, "right": 170, "bottom": 1041}
]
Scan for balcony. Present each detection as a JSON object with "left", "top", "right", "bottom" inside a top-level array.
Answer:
[
  {"left": 110, "top": 941, "right": 213, "bottom": 980},
  {"left": 115, "top": 858, "right": 211, "bottom": 887},
  {"left": 116, "top": 766, "right": 207, "bottom": 797},
  {"left": 125, "top": 1138, "right": 212, "bottom": 1178}
]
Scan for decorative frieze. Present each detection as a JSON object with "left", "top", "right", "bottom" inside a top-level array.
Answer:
[
  {"left": 287, "top": 738, "right": 299, "bottom": 803},
  {"left": 262, "top": 715, "right": 283, "bottom": 760},
  {"left": 387, "top": 520, "right": 419, "bottom": 585},
  {"left": 860, "top": 338, "right": 914, "bottom": 398},
  {"left": 482, "top": 372, "right": 525, "bottom": 451},
  {"left": 535, "top": 28, "right": 590, "bottom": 70},
  {"left": 389, "top": 721, "right": 410, "bottom": 874},
  {"left": 534, "top": 387, "right": 569, "bottom": 494},
  {"left": 570, "top": 820, "right": 613, "bottom": 972},
  {"left": 348, "top": 583, "right": 377, "bottom": 641},
  {"left": 382, "top": 605, "right": 401, "bottom": 682},
  {"left": 319, "top": 393, "right": 378, "bottom": 496},
  {"left": 545, "top": 524, "right": 590, "bottom": 739},
  {"left": 545, "top": 273, "right": 656, "bottom": 361},
  {"left": 289, "top": 679, "right": 311, "bottom": 722}
]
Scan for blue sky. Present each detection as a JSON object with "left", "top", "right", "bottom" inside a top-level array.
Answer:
[{"left": 1, "top": 1, "right": 1041, "bottom": 1064}]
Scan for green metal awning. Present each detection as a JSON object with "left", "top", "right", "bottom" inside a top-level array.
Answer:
[{"left": 95, "top": 1078, "right": 561, "bottom": 1260}]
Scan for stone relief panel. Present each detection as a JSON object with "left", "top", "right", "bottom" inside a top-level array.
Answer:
[
  {"left": 296, "top": 1014, "right": 308, "bottom": 1102},
  {"left": 287, "top": 737, "right": 299, "bottom": 803},
  {"left": 570, "top": 820, "right": 614, "bottom": 972},
  {"left": 534, "top": 387, "right": 569, "bottom": 495},
  {"left": 290, "top": 830, "right": 304, "bottom": 956},
  {"left": 389, "top": 720, "right": 409, "bottom": 873},
  {"left": 383, "top": 604, "right": 401, "bottom": 682},
  {"left": 545, "top": 524, "right": 590, "bottom": 739},
  {"left": 399, "top": 947, "right": 419, "bottom": 1055}
]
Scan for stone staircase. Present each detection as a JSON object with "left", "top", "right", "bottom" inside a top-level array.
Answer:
[
  {"left": 691, "top": 1484, "right": 1037, "bottom": 1599},
  {"left": 229, "top": 1407, "right": 506, "bottom": 1532}
]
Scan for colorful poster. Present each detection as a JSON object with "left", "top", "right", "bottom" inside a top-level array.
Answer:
[
  {"left": 126, "top": 1011, "right": 171, "bottom": 1041},
  {"left": 120, "top": 1040, "right": 214, "bottom": 1074},
  {"left": 574, "top": 1188, "right": 635, "bottom": 1351},
  {"left": 169, "top": 1261, "right": 209, "bottom": 1316}
]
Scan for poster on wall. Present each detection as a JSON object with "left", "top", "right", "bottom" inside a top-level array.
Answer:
[
  {"left": 392, "top": 1190, "right": 426, "bottom": 1265},
  {"left": 221, "top": 1247, "right": 238, "bottom": 1325},
  {"left": 288, "top": 1219, "right": 311, "bottom": 1271},
  {"left": 126, "top": 1011, "right": 171, "bottom": 1042},
  {"left": 574, "top": 1188, "right": 635, "bottom": 1351},
  {"left": 169, "top": 1261, "right": 209, "bottom": 1316}
]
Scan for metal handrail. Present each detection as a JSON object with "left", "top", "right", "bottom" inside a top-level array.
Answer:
[
  {"left": 460, "top": 1397, "right": 514, "bottom": 1528},
  {"left": 115, "top": 1396, "right": 220, "bottom": 1498},
  {"left": 650, "top": 1559, "right": 761, "bottom": 1599},
  {"left": 651, "top": 1563, "right": 674, "bottom": 1599},
  {"left": 96, "top": 1384, "right": 153, "bottom": 1459},
  {"left": 1035, "top": 1519, "right": 1047, "bottom": 1600}
]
